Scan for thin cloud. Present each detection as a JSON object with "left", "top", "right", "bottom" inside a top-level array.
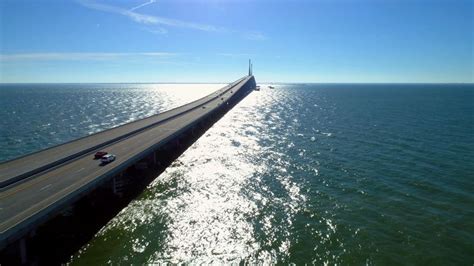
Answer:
[
  {"left": 78, "top": 0, "right": 158, "bottom": 24},
  {"left": 77, "top": 0, "right": 265, "bottom": 38},
  {"left": 77, "top": 0, "right": 225, "bottom": 32},
  {"left": 244, "top": 32, "right": 267, "bottom": 41},
  {"left": 144, "top": 27, "right": 168, "bottom": 35},
  {"left": 0, "top": 52, "right": 177, "bottom": 61},
  {"left": 129, "top": 0, "right": 156, "bottom": 12}
]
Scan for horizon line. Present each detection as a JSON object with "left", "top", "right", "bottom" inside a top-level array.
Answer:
[{"left": 1, "top": 81, "right": 473, "bottom": 85}]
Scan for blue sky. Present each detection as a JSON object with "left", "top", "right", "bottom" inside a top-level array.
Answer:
[{"left": 0, "top": 0, "right": 472, "bottom": 83}]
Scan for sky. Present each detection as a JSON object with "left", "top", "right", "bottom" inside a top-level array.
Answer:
[{"left": 0, "top": 0, "right": 472, "bottom": 83}]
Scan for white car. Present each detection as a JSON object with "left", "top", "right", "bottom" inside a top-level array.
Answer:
[{"left": 101, "top": 154, "right": 116, "bottom": 164}]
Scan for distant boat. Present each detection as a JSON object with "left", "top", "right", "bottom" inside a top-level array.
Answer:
[
  {"left": 268, "top": 85, "right": 275, "bottom": 89},
  {"left": 255, "top": 85, "right": 261, "bottom": 91}
]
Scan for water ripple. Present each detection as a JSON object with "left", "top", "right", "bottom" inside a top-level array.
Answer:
[{"left": 2, "top": 83, "right": 472, "bottom": 264}]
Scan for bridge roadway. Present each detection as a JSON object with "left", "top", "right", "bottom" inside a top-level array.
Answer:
[
  {"left": 0, "top": 76, "right": 247, "bottom": 188},
  {"left": 0, "top": 76, "right": 255, "bottom": 246}
]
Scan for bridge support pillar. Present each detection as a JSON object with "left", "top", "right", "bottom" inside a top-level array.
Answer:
[
  {"left": 60, "top": 205, "right": 74, "bottom": 217},
  {"left": 112, "top": 177, "right": 117, "bottom": 195},
  {"left": 19, "top": 238, "right": 27, "bottom": 264},
  {"left": 112, "top": 175, "right": 124, "bottom": 197}
]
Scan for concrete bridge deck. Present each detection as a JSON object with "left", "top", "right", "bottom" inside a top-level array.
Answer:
[
  {"left": 0, "top": 77, "right": 247, "bottom": 188},
  {"left": 0, "top": 76, "right": 256, "bottom": 247}
]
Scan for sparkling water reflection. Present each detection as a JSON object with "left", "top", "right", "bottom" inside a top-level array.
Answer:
[
  {"left": 71, "top": 84, "right": 474, "bottom": 264},
  {"left": 71, "top": 86, "right": 308, "bottom": 264},
  {"left": 0, "top": 83, "right": 222, "bottom": 162},
  {"left": 2, "top": 83, "right": 472, "bottom": 264}
]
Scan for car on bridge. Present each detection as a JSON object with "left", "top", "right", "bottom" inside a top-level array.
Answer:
[
  {"left": 94, "top": 151, "right": 108, "bottom": 159},
  {"left": 100, "top": 154, "right": 116, "bottom": 164}
]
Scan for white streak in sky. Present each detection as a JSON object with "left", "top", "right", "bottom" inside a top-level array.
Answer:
[
  {"left": 76, "top": 0, "right": 265, "bottom": 39},
  {"left": 77, "top": 0, "right": 225, "bottom": 32},
  {"left": 244, "top": 32, "right": 267, "bottom": 41},
  {"left": 78, "top": 0, "right": 158, "bottom": 24},
  {"left": 129, "top": 0, "right": 156, "bottom": 12},
  {"left": 144, "top": 27, "right": 168, "bottom": 34}
]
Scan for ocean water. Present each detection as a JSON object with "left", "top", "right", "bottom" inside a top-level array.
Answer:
[
  {"left": 1, "top": 83, "right": 473, "bottom": 264},
  {"left": 0, "top": 83, "right": 222, "bottom": 162}
]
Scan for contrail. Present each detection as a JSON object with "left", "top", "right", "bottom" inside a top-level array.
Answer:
[{"left": 129, "top": 0, "right": 156, "bottom": 12}]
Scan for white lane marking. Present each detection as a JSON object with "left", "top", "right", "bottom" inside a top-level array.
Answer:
[
  {"left": 75, "top": 167, "right": 85, "bottom": 173},
  {"left": 40, "top": 184, "right": 52, "bottom": 191}
]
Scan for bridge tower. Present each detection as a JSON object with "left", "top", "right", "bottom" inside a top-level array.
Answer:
[{"left": 248, "top": 59, "right": 253, "bottom": 76}]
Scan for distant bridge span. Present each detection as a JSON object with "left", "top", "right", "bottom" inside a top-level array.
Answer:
[{"left": 0, "top": 75, "right": 256, "bottom": 252}]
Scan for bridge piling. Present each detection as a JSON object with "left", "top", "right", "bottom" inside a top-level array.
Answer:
[{"left": 19, "top": 239, "right": 27, "bottom": 264}]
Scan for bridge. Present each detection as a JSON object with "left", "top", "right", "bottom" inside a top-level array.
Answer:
[{"left": 0, "top": 74, "right": 256, "bottom": 263}]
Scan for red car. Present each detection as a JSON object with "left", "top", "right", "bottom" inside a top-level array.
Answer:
[{"left": 94, "top": 151, "right": 108, "bottom": 159}]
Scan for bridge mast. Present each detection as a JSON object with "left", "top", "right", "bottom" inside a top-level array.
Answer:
[
  {"left": 248, "top": 59, "right": 254, "bottom": 76},
  {"left": 248, "top": 59, "right": 251, "bottom": 76}
]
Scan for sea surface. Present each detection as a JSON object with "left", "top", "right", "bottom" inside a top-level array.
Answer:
[{"left": 1, "top": 83, "right": 473, "bottom": 264}]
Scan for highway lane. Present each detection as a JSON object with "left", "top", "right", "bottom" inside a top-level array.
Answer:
[
  {"left": 0, "top": 76, "right": 254, "bottom": 244},
  {"left": 0, "top": 77, "right": 246, "bottom": 188}
]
